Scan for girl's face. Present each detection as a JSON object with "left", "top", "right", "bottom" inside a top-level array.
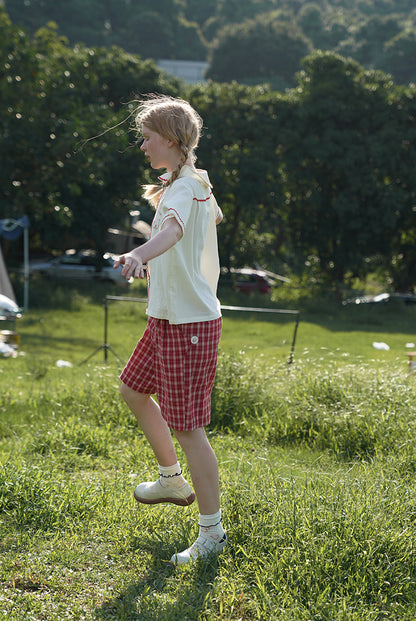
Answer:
[{"left": 140, "top": 124, "right": 177, "bottom": 171}]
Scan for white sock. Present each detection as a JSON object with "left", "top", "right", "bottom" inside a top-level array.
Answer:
[
  {"left": 158, "top": 462, "right": 185, "bottom": 487},
  {"left": 199, "top": 510, "right": 225, "bottom": 538}
]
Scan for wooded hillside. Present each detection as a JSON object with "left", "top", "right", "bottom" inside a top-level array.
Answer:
[{"left": 5, "top": 0, "right": 416, "bottom": 87}]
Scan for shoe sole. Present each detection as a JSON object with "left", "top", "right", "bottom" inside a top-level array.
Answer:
[{"left": 134, "top": 491, "right": 195, "bottom": 506}]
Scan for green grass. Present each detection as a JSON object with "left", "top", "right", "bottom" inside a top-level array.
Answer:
[{"left": 1, "top": 279, "right": 416, "bottom": 619}]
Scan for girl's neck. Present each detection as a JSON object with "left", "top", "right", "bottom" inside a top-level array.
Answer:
[
  {"left": 167, "top": 158, "right": 196, "bottom": 174},
  {"left": 184, "top": 159, "right": 197, "bottom": 171}
]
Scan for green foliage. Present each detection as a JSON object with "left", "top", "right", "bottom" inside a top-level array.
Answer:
[
  {"left": 189, "top": 80, "right": 287, "bottom": 268},
  {"left": 5, "top": 0, "right": 206, "bottom": 60},
  {"left": 0, "top": 461, "right": 107, "bottom": 530},
  {"left": 381, "top": 29, "right": 416, "bottom": 84},
  {"left": 0, "top": 10, "right": 180, "bottom": 255},
  {"left": 194, "top": 51, "right": 416, "bottom": 291},
  {"left": 5, "top": 0, "right": 416, "bottom": 85},
  {"left": 349, "top": 15, "right": 401, "bottom": 66},
  {"left": 206, "top": 13, "right": 312, "bottom": 86},
  {"left": 212, "top": 351, "right": 416, "bottom": 460},
  {"left": 3, "top": 4, "right": 416, "bottom": 291},
  {"left": 278, "top": 51, "right": 416, "bottom": 288},
  {"left": 211, "top": 352, "right": 275, "bottom": 430}
]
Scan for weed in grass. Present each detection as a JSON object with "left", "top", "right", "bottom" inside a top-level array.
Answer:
[
  {"left": 210, "top": 352, "right": 276, "bottom": 431},
  {"left": 29, "top": 418, "right": 112, "bottom": 459},
  {"left": 0, "top": 461, "right": 107, "bottom": 532}
]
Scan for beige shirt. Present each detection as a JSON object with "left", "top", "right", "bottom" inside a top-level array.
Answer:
[{"left": 146, "top": 166, "right": 222, "bottom": 325}]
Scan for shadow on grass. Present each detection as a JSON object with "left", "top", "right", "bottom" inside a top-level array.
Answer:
[{"left": 95, "top": 538, "right": 220, "bottom": 621}]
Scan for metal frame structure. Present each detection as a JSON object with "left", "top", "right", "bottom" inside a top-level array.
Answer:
[{"left": 80, "top": 296, "right": 301, "bottom": 366}]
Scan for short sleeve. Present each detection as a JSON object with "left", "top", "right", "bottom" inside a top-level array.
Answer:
[{"left": 160, "top": 180, "right": 194, "bottom": 234}]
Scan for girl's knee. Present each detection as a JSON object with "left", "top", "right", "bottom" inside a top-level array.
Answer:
[
  {"left": 120, "top": 382, "right": 130, "bottom": 402},
  {"left": 173, "top": 429, "right": 188, "bottom": 447},
  {"left": 174, "top": 427, "right": 207, "bottom": 449},
  {"left": 120, "top": 383, "right": 147, "bottom": 407}
]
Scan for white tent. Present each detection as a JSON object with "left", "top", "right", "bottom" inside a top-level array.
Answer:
[
  {"left": 0, "top": 216, "right": 29, "bottom": 308},
  {"left": 0, "top": 245, "right": 16, "bottom": 302}
]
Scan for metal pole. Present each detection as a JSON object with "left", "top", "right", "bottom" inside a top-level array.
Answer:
[
  {"left": 104, "top": 297, "right": 108, "bottom": 362},
  {"left": 288, "top": 312, "right": 300, "bottom": 365},
  {"left": 220, "top": 304, "right": 300, "bottom": 365},
  {"left": 23, "top": 225, "right": 29, "bottom": 310}
]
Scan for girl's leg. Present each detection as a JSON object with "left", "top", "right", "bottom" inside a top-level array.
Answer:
[
  {"left": 120, "top": 383, "right": 177, "bottom": 466},
  {"left": 120, "top": 383, "right": 195, "bottom": 506},
  {"left": 173, "top": 427, "right": 220, "bottom": 514},
  {"left": 171, "top": 427, "right": 227, "bottom": 564}
]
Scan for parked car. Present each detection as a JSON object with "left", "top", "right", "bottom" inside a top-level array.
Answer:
[
  {"left": 220, "top": 268, "right": 273, "bottom": 294},
  {"left": 234, "top": 268, "right": 272, "bottom": 294},
  {"left": 28, "top": 249, "right": 128, "bottom": 284}
]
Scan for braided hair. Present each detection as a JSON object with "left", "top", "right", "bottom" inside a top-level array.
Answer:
[{"left": 134, "top": 95, "right": 203, "bottom": 206}]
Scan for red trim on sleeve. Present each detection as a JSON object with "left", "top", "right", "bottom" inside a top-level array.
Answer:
[
  {"left": 192, "top": 192, "right": 212, "bottom": 203},
  {"left": 161, "top": 208, "right": 185, "bottom": 229}
]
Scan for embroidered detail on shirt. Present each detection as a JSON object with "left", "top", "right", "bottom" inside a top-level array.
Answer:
[{"left": 191, "top": 336, "right": 199, "bottom": 344}]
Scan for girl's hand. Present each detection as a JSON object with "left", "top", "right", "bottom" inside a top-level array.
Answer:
[
  {"left": 113, "top": 251, "right": 145, "bottom": 280},
  {"left": 113, "top": 218, "right": 182, "bottom": 281}
]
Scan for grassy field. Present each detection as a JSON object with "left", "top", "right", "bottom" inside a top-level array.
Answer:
[{"left": 1, "top": 278, "right": 416, "bottom": 619}]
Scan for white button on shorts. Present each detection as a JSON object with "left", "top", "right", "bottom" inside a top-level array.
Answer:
[{"left": 191, "top": 336, "right": 199, "bottom": 344}]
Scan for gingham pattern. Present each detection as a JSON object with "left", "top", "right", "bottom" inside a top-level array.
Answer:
[{"left": 120, "top": 317, "right": 222, "bottom": 431}]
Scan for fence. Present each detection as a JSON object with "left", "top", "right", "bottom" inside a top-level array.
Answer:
[{"left": 80, "top": 295, "right": 300, "bottom": 365}]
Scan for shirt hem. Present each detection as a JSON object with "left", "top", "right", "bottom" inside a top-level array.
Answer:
[{"left": 146, "top": 310, "right": 221, "bottom": 325}]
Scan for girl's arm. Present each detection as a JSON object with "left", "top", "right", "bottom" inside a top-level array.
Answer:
[
  {"left": 216, "top": 206, "right": 223, "bottom": 225},
  {"left": 113, "top": 217, "right": 183, "bottom": 280}
]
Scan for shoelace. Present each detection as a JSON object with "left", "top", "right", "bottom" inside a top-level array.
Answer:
[{"left": 188, "top": 533, "right": 226, "bottom": 556}]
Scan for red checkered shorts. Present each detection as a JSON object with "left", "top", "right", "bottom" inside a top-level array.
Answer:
[{"left": 120, "top": 316, "right": 222, "bottom": 431}]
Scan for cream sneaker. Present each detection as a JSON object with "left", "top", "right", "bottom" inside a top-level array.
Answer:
[
  {"left": 170, "top": 532, "right": 227, "bottom": 565},
  {"left": 134, "top": 477, "right": 195, "bottom": 506}
]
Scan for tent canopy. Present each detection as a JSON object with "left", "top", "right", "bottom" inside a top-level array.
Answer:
[
  {"left": 0, "top": 245, "right": 15, "bottom": 302},
  {"left": 0, "top": 216, "right": 29, "bottom": 308}
]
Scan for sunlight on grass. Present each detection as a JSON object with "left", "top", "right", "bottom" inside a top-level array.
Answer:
[{"left": 1, "top": 289, "right": 416, "bottom": 619}]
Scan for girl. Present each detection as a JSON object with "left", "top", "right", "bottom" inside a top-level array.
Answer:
[{"left": 113, "top": 95, "right": 226, "bottom": 565}]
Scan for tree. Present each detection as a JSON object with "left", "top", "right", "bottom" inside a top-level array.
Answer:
[
  {"left": 189, "top": 81, "right": 285, "bottom": 269},
  {"left": 382, "top": 85, "right": 416, "bottom": 291},
  {"left": 0, "top": 13, "right": 180, "bottom": 256},
  {"left": 350, "top": 15, "right": 401, "bottom": 67},
  {"left": 297, "top": 3, "right": 325, "bottom": 49},
  {"left": 206, "top": 14, "right": 312, "bottom": 88},
  {"left": 380, "top": 29, "right": 416, "bottom": 85},
  {"left": 5, "top": 0, "right": 206, "bottom": 60},
  {"left": 5, "top": 0, "right": 416, "bottom": 89},
  {"left": 4, "top": 5, "right": 416, "bottom": 291},
  {"left": 278, "top": 51, "right": 412, "bottom": 288}
]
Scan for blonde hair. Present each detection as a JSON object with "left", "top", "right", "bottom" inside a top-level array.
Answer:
[{"left": 134, "top": 95, "right": 203, "bottom": 206}]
